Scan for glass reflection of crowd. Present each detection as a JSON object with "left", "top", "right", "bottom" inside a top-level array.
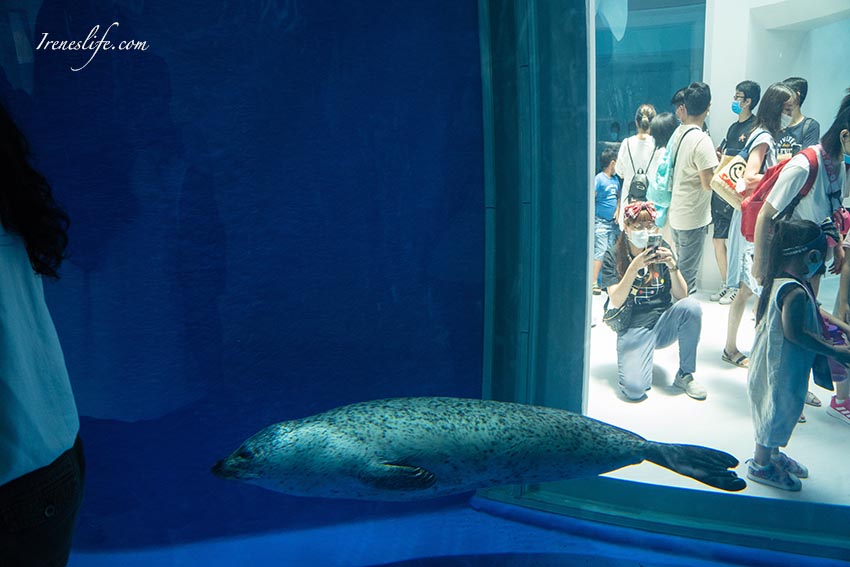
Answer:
[{"left": 593, "top": 77, "right": 850, "bottom": 492}]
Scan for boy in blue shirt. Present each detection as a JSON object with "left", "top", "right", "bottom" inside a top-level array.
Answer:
[{"left": 594, "top": 148, "right": 620, "bottom": 294}]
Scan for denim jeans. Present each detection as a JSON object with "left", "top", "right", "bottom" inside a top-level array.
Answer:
[
  {"left": 672, "top": 225, "right": 708, "bottom": 294},
  {"left": 594, "top": 217, "right": 619, "bottom": 261},
  {"left": 616, "top": 297, "right": 702, "bottom": 400},
  {"left": 0, "top": 436, "right": 85, "bottom": 567}
]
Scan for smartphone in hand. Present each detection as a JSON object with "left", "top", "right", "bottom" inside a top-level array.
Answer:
[{"left": 646, "top": 234, "right": 662, "bottom": 251}]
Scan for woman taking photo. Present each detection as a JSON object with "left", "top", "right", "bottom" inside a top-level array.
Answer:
[{"left": 599, "top": 201, "right": 705, "bottom": 402}]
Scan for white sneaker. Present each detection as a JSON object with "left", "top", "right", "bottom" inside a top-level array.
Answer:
[
  {"left": 827, "top": 396, "right": 850, "bottom": 426},
  {"left": 719, "top": 288, "right": 738, "bottom": 305},
  {"left": 746, "top": 459, "right": 802, "bottom": 491},
  {"left": 673, "top": 371, "right": 707, "bottom": 400},
  {"left": 709, "top": 287, "right": 732, "bottom": 302}
]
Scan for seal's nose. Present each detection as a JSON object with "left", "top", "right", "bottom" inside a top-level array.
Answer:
[{"left": 211, "top": 458, "right": 227, "bottom": 478}]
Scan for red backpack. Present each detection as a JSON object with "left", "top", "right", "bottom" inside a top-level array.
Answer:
[{"left": 740, "top": 147, "right": 819, "bottom": 242}]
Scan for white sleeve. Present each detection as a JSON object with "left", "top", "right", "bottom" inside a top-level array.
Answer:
[
  {"left": 615, "top": 140, "right": 628, "bottom": 178},
  {"left": 751, "top": 132, "right": 773, "bottom": 153},
  {"left": 766, "top": 156, "right": 810, "bottom": 217}
]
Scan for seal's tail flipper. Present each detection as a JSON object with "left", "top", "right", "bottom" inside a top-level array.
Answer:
[{"left": 645, "top": 442, "right": 747, "bottom": 492}]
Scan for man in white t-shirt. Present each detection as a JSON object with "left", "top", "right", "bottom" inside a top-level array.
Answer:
[{"left": 668, "top": 82, "right": 719, "bottom": 294}]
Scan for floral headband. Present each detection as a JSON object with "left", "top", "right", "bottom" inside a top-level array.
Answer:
[{"left": 624, "top": 201, "right": 657, "bottom": 222}]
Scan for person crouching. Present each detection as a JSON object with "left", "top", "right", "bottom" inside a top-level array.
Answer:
[{"left": 600, "top": 201, "right": 706, "bottom": 401}]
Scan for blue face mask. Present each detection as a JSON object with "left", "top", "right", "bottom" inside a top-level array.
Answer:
[
  {"left": 804, "top": 251, "right": 824, "bottom": 280},
  {"left": 844, "top": 153, "right": 850, "bottom": 166},
  {"left": 731, "top": 100, "right": 742, "bottom": 115}
]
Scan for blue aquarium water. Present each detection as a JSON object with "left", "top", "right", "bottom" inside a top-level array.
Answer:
[
  {"left": 2, "top": 0, "right": 847, "bottom": 565},
  {"left": 7, "top": 0, "right": 486, "bottom": 561},
  {"left": 67, "top": 498, "right": 845, "bottom": 566}
]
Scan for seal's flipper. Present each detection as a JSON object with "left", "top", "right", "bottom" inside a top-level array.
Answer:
[
  {"left": 645, "top": 443, "right": 747, "bottom": 492},
  {"left": 359, "top": 463, "right": 437, "bottom": 491}
]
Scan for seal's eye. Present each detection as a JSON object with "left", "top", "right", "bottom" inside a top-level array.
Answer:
[{"left": 237, "top": 448, "right": 254, "bottom": 460}]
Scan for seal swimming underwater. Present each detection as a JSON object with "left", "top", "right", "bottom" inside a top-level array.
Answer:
[{"left": 211, "top": 397, "right": 746, "bottom": 499}]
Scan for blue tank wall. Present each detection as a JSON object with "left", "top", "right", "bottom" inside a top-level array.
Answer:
[{"left": 0, "top": 0, "right": 483, "bottom": 548}]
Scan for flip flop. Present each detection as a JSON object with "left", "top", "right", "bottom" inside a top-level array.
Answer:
[
  {"left": 722, "top": 350, "right": 749, "bottom": 368},
  {"left": 805, "top": 391, "right": 822, "bottom": 407}
]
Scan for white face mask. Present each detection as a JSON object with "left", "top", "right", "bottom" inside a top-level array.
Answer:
[
  {"left": 780, "top": 113, "right": 792, "bottom": 130},
  {"left": 628, "top": 229, "right": 650, "bottom": 249}
]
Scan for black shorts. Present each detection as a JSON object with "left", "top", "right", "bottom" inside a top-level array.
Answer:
[
  {"left": 0, "top": 436, "right": 85, "bottom": 567},
  {"left": 711, "top": 193, "right": 734, "bottom": 239}
]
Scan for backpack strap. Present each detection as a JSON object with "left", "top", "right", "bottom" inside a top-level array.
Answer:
[
  {"left": 645, "top": 145, "right": 657, "bottom": 174},
  {"left": 798, "top": 147, "right": 820, "bottom": 198},
  {"left": 669, "top": 127, "right": 700, "bottom": 186},
  {"left": 737, "top": 128, "right": 763, "bottom": 163},
  {"left": 628, "top": 141, "right": 658, "bottom": 175}
]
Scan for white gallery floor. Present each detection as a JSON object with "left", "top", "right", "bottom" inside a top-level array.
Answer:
[{"left": 587, "top": 274, "right": 850, "bottom": 505}]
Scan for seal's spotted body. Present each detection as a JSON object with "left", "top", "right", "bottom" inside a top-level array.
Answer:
[{"left": 212, "top": 397, "right": 745, "bottom": 500}]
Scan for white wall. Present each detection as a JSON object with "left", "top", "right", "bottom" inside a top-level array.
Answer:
[
  {"left": 798, "top": 16, "right": 850, "bottom": 128},
  {"left": 704, "top": 0, "right": 754, "bottom": 148},
  {"left": 700, "top": 0, "right": 850, "bottom": 292},
  {"left": 705, "top": 0, "right": 849, "bottom": 161}
]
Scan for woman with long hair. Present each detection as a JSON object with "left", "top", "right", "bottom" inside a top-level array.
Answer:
[
  {"left": 754, "top": 87, "right": 850, "bottom": 289},
  {"left": 723, "top": 82, "right": 796, "bottom": 369},
  {"left": 0, "top": 100, "right": 83, "bottom": 567},
  {"left": 599, "top": 201, "right": 705, "bottom": 402}
]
